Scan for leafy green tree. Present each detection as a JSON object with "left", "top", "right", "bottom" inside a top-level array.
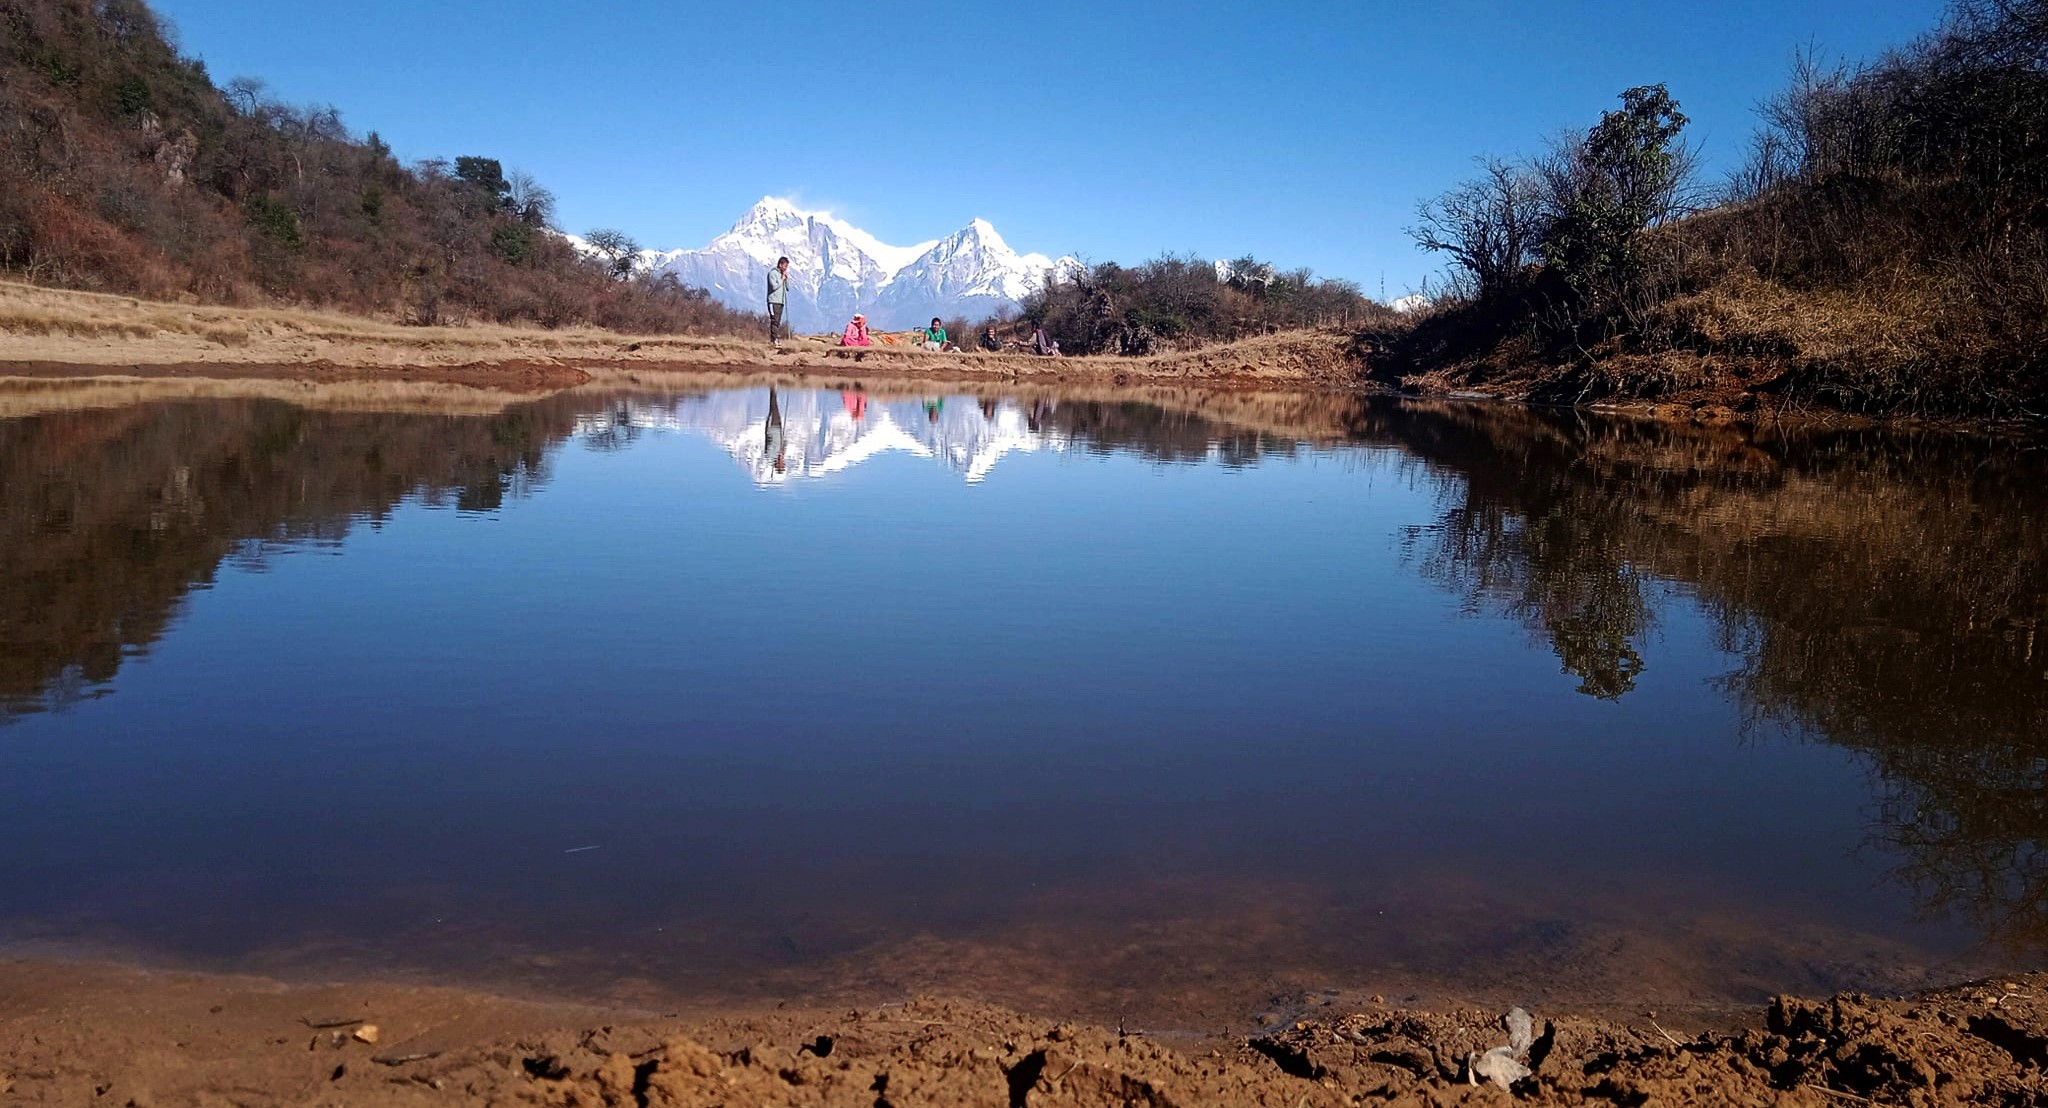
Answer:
[
  {"left": 1539, "top": 84, "right": 1691, "bottom": 312},
  {"left": 453, "top": 156, "right": 511, "bottom": 208},
  {"left": 490, "top": 222, "right": 532, "bottom": 264}
]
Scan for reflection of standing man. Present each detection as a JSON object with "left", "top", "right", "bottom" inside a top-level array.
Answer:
[
  {"left": 766, "top": 255, "right": 792, "bottom": 349},
  {"left": 764, "top": 386, "right": 787, "bottom": 473}
]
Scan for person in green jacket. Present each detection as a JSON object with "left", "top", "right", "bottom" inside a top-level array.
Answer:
[{"left": 922, "top": 318, "right": 955, "bottom": 352}]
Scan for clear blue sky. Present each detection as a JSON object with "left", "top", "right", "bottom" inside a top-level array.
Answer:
[{"left": 150, "top": 0, "right": 1945, "bottom": 295}]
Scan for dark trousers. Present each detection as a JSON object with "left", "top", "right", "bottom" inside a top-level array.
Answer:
[{"left": 767, "top": 302, "right": 786, "bottom": 342}]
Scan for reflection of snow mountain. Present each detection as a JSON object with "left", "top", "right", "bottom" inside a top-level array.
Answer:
[{"left": 573, "top": 390, "right": 1071, "bottom": 485}]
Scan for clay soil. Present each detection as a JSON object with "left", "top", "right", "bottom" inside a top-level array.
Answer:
[{"left": 2, "top": 960, "right": 2044, "bottom": 1107}]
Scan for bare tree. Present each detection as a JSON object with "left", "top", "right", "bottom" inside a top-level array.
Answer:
[
  {"left": 224, "top": 75, "right": 266, "bottom": 116},
  {"left": 582, "top": 228, "right": 640, "bottom": 280},
  {"left": 508, "top": 170, "right": 556, "bottom": 228},
  {"left": 1409, "top": 156, "right": 1543, "bottom": 301}
]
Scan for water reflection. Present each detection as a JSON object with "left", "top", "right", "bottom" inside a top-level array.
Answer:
[
  {"left": 1376, "top": 402, "right": 2048, "bottom": 947},
  {"left": 0, "top": 398, "right": 566, "bottom": 721},
  {"left": 576, "top": 389, "right": 1062, "bottom": 484},
  {"left": 3, "top": 382, "right": 2046, "bottom": 981}
]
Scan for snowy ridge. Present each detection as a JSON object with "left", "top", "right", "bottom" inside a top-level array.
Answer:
[{"left": 584, "top": 198, "right": 1076, "bottom": 332}]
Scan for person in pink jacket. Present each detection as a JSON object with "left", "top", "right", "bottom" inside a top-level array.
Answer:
[{"left": 840, "top": 314, "right": 872, "bottom": 346}]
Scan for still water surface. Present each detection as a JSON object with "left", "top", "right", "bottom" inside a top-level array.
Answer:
[{"left": 3, "top": 381, "right": 2043, "bottom": 1024}]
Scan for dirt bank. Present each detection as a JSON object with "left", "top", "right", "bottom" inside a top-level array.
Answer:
[
  {"left": 4, "top": 961, "right": 2043, "bottom": 1106},
  {"left": 0, "top": 279, "right": 1364, "bottom": 391}
]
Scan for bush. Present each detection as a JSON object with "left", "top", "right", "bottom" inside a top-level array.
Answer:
[
  {"left": 243, "top": 193, "right": 301, "bottom": 248},
  {"left": 1015, "top": 253, "right": 1390, "bottom": 356}
]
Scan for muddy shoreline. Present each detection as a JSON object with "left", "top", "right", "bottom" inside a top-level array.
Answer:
[{"left": 4, "top": 959, "right": 2044, "bottom": 1105}]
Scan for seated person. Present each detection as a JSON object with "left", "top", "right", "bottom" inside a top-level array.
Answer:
[
  {"left": 840, "top": 314, "right": 872, "bottom": 347},
  {"left": 922, "top": 318, "right": 955, "bottom": 352},
  {"left": 1032, "top": 325, "right": 1061, "bottom": 356},
  {"left": 979, "top": 326, "right": 1002, "bottom": 352}
]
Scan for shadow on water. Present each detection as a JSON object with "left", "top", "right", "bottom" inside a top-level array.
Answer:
[{"left": 3, "top": 380, "right": 2046, "bottom": 1010}]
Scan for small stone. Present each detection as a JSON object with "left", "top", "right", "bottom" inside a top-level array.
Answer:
[
  {"left": 353, "top": 1025, "right": 381, "bottom": 1045},
  {"left": 1470, "top": 1046, "right": 1531, "bottom": 1090}
]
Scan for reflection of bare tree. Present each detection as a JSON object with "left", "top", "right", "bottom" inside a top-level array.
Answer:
[{"left": 1376, "top": 400, "right": 2048, "bottom": 950}]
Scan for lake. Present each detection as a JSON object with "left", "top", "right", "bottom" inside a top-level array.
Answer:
[{"left": 3, "top": 378, "right": 2043, "bottom": 1028}]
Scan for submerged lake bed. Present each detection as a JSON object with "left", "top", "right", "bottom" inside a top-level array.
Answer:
[{"left": 2, "top": 379, "right": 2043, "bottom": 1030}]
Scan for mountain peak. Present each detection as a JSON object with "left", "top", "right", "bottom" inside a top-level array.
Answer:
[
  {"left": 649, "top": 201, "right": 1061, "bottom": 330},
  {"left": 751, "top": 195, "right": 804, "bottom": 216},
  {"left": 730, "top": 195, "right": 812, "bottom": 235},
  {"left": 953, "top": 218, "right": 1008, "bottom": 250}
]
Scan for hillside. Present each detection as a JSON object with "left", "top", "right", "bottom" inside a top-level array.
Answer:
[
  {"left": 1380, "top": 0, "right": 2047, "bottom": 421},
  {"left": 0, "top": 0, "right": 754, "bottom": 334}
]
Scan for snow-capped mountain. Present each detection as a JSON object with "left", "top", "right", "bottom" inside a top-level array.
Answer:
[
  {"left": 619, "top": 198, "right": 1072, "bottom": 331},
  {"left": 869, "top": 219, "right": 1057, "bottom": 325}
]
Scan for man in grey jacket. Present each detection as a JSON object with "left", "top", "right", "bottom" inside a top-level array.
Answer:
[{"left": 766, "top": 256, "right": 791, "bottom": 349}]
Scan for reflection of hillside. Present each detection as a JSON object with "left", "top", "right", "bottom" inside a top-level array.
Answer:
[
  {"left": 1374, "top": 400, "right": 2048, "bottom": 949},
  {"left": 0, "top": 398, "right": 580, "bottom": 722}
]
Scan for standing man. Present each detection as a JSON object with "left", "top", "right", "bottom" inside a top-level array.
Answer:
[{"left": 766, "top": 255, "right": 792, "bottom": 349}]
